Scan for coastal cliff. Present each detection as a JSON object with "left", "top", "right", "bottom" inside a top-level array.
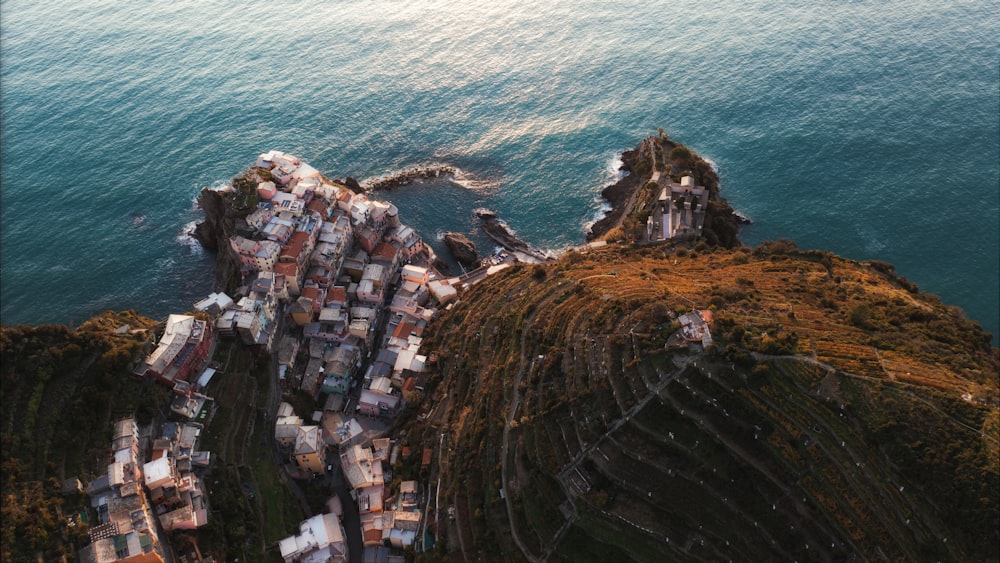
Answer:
[{"left": 192, "top": 187, "right": 244, "bottom": 295}]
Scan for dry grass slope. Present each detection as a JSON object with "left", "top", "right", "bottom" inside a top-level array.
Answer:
[{"left": 420, "top": 244, "right": 998, "bottom": 562}]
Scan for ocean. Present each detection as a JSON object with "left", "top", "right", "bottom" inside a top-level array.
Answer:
[{"left": 2, "top": 1, "right": 997, "bottom": 341}]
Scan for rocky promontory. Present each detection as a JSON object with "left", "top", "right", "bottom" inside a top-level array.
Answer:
[{"left": 587, "top": 135, "right": 743, "bottom": 248}]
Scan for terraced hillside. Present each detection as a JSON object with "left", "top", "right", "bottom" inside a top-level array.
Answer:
[{"left": 419, "top": 243, "right": 998, "bottom": 562}]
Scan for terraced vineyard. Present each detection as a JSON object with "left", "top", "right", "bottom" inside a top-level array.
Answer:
[{"left": 420, "top": 244, "right": 998, "bottom": 562}]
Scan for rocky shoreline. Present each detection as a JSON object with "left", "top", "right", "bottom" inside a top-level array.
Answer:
[
  {"left": 586, "top": 145, "right": 645, "bottom": 240},
  {"left": 474, "top": 208, "right": 554, "bottom": 263}
]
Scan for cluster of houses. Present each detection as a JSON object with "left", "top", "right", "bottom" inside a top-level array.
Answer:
[
  {"left": 218, "top": 151, "right": 450, "bottom": 557},
  {"left": 77, "top": 416, "right": 211, "bottom": 563},
  {"left": 341, "top": 440, "right": 422, "bottom": 553},
  {"left": 88, "top": 151, "right": 470, "bottom": 561},
  {"left": 275, "top": 436, "right": 423, "bottom": 563},
  {"left": 206, "top": 151, "right": 460, "bottom": 417}
]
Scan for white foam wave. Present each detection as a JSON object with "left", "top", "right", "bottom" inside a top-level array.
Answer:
[
  {"left": 176, "top": 221, "right": 205, "bottom": 255},
  {"left": 603, "top": 151, "right": 626, "bottom": 183},
  {"left": 451, "top": 167, "right": 502, "bottom": 193}
]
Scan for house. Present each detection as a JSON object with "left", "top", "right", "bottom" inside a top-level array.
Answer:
[
  {"left": 274, "top": 261, "right": 302, "bottom": 297},
  {"left": 322, "top": 345, "right": 355, "bottom": 395},
  {"left": 326, "top": 286, "right": 349, "bottom": 308},
  {"left": 61, "top": 477, "right": 84, "bottom": 495},
  {"left": 301, "top": 283, "right": 327, "bottom": 312},
  {"left": 307, "top": 197, "right": 332, "bottom": 220},
  {"left": 340, "top": 444, "right": 384, "bottom": 490},
  {"left": 650, "top": 175, "right": 710, "bottom": 241},
  {"left": 293, "top": 426, "right": 327, "bottom": 474},
  {"left": 229, "top": 236, "right": 281, "bottom": 273},
  {"left": 289, "top": 296, "right": 315, "bottom": 326},
  {"left": 354, "top": 225, "right": 379, "bottom": 254},
  {"left": 250, "top": 271, "right": 289, "bottom": 302},
  {"left": 358, "top": 387, "right": 400, "bottom": 418},
  {"left": 343, "top": 251, "right": 369, "bottom": 283},
  {"left": 280, "top": 231, "right": 313, "bottom": 269},
  {"left": 257, "top": 180, "right": 278, "bottom": 201},
  {"left": 137, "top": 315, "right": 212, "bottom": 386},
  {"left": 678, "top": 310, "right": 714, "bottom": 348},
  {"left": 427, "top": 279, "right": 458, "bottom": 305},
  {"left": 278, "top": 512, "right": 348, "bottom": 563},
  {"left": 277, "top": 336, "right": 301, "bottom": 371},
  {"left": 358, "top": 263, "right": 389, "bottom": 305},
  {"left": 262, "top": 220, "right": 294, "bottom": 244},
  {"left": 275, "top": 402, "right": 302, "bottom": 446},
  {"left": 388, "top": 511, "right": 420, "bottom": 548},
  {"left": 192, "top": 292, "right": 233, "bottom": 317},
  {"left": 388, "top": 225, "right": 424, "bottom": 260},
  {"left": 400, "top": 265, "right": 429, "bottom": 286},
  {"left": 305, "top": 266, "right": 334, "bottom": 289},
  {"left": 370, "top": 242, "right": 400, "bottom": 271}
]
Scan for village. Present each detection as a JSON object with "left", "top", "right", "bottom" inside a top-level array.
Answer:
[
  {"left": 72, "top": 148, "right": 721, "bottom": 563},
  {"left": 75, "top": 150, "right": 517, "bottom": 563}
]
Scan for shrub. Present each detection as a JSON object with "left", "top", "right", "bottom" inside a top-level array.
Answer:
[
  {"left": 532, "top": 265, "right": 547, "bottom": 281},
  {"left": 849, "top": 303, "right": 872, "bottom": 328},
  {"left": 669, "top": 146, "right": 692, "bottom": 162}
]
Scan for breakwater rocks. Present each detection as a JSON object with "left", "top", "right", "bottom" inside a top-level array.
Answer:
[{"left": 366, "top": 165, "right": 457, "bottom": 191}]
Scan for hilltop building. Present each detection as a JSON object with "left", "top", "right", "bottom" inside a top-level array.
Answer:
[{"left": 648, "top": 175, "right": 709, "bottom": 241}]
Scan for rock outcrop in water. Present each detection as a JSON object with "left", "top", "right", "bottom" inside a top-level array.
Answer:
[
  {"left": 474, "top": 208, "right": 554, "bottom": 263},
  {"left": 588, "top": 135, "right": 742, "bottom": 248},
  {"left": 442, "top": 232, "right": 479, "bottom": 268}
]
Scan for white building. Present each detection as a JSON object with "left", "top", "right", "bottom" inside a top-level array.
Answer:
[{"left": 278, "top": 512, "right": 348, "bottom": 563}]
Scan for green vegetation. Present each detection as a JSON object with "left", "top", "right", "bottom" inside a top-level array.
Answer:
[{"left": 1, "top": 312, "right": 160, "bottom": 562}]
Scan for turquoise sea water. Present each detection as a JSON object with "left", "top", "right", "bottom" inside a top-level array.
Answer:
[{"left": 2, "top": 1, "right": 997, "bottom": 340}]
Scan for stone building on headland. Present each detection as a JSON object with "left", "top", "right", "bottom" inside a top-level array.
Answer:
[{"left": 648, "top": 175, "right": 709, "bottom": 241}]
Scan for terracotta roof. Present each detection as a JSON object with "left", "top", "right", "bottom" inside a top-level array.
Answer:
[
  {"left": 274, "top": 261, "right": 298, "bottom": 277},
  {"left": 327, "top": 286, "right": 348, "bottom": 304},
  {"left": 372, "top": 242, "right": 398, "bottom": 262},
  {"left": 280, "top": 231, "right": 310, "bottom": 261},
  {"left": 393, "top": 322, "right": 417, "bottom": 339},
  {"left": 363, "top": 527, "right": 383, "bottom": 544},
  {"left": 307, "top": 199, "right": 330, "bottom": 216},
  {"left": 422, "top": 448, "right": 432, "bottom": 467}
]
